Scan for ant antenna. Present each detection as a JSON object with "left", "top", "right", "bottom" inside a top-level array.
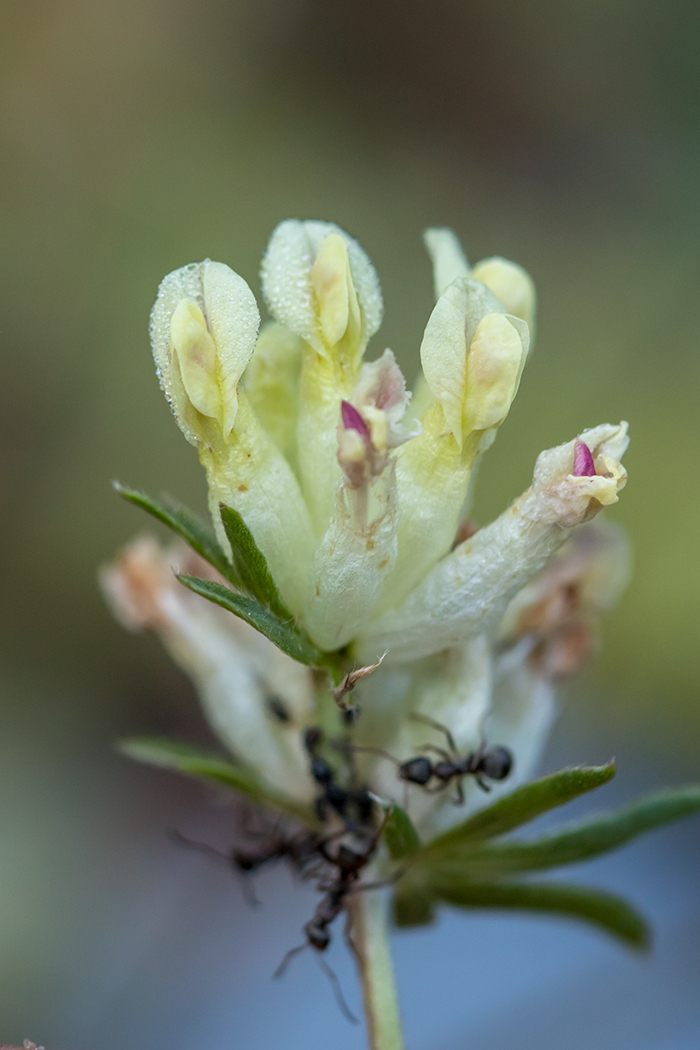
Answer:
[
  {"left": 316, "top": 955, "right": 359, "bottom": 1025},
  {"left": 273, "top": 941, "right": 308, "bottom": 979},
  {"left": 168, "top": 829, "right": 261, "bottom": 907}
]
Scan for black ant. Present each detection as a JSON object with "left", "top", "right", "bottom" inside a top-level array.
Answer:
[
  {"left": 357, "top": 713, "right": 513, "bottom": 804},
  {"left": 170, "top": 820, "right": 324, "bottom": 906},
  {"left": 274, "top": 812, "right": 391, "bottom": 1024},
  {"left": 304, "top": 726, "right": 374, "bottom": 829}
]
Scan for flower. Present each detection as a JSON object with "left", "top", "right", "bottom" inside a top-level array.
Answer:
[{"left": 103, "top": 221, "right": 629, "bottom": 840}]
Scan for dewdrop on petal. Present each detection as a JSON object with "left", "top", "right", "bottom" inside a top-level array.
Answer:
[{"left": 150, "top": 259, "right": 261, "bottom": 447}]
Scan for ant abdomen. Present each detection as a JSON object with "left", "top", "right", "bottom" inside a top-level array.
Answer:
[{"left": 399, "top": 756, "right": 432, "bottom": 785}]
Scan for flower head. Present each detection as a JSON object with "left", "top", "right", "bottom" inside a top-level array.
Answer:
[{"left": 106, "top": 222, "right": 630, "bottom": 841}]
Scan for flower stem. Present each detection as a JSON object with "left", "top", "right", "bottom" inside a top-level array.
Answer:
[{"left": 350, "top": 890, "right": 405, "bottom": 1050}]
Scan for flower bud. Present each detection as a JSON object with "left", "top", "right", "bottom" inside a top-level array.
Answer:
[
  {"left": 261, "top": 219, "right": 382, "bottom": 364},
  {"left": 150, "top": 260, "right": 260, "bottom": 446}
]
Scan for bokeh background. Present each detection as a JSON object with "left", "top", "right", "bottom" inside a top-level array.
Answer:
[{"left": 1, "top": 1, "right": 699, "bottom": 1047}]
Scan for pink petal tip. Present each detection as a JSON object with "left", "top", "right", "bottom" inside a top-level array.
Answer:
[
  {"left": 573, "top": 440, "right": 596, "bottom": 477},
  {"left": 341, "top": 400, "right": 371, "bottom": 440}
]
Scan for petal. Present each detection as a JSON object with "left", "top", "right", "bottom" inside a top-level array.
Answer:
[
  {"left": 471, "top": 256, "right": 537, "bottom": 336},
  {"left": 243, "top": 321, "right": 303, "bottom": 469},
  {"left": 202, "top": 392, "right": 316, "bottom": 618},
  {"left": 423, "top": 227, "right": 470, "bottom": 300},
  {"left": 304, "top": 469, "right": 399, "bottom": 650}
]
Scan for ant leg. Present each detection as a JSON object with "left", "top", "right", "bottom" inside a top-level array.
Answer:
[
  {"left": 343, "top": 906, "right": 359, "bottom": 961},
  {"left": 408, "top": 713, "right": 457, "bottom": 755},
  {"left": 168, "top": 828, "right": 229, "bottom": 862},
  {"left": 316, "top": 955, "right": 359, "bottom": 1025},
  {"left": 346, "top": 744, "right": 402, "bottom": 767},
  {"left": 235, "top": 870, "right": 262, "bottom": 908},
  {"left": 453, "top": 778, "right": 465, "bottom": 806},
  {"left": 273, "top": 941, "right": 309, "bottom": 979},
  {"left": 475, "top": 775, "right": 492, "bottom": 793},
  {"left": 419, "top": 743, "right": 453, "bottom": 762}
]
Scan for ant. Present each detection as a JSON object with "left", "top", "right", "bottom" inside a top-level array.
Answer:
[
  {"left": 357, "top": 713, "right": 513, "bottom": 804},
  {"left": 274, "top": 811, "right": 391, "bottom": 1024},
  {"left": 304, "top": 726, "right": 374, "bottom": 829},
  {"left": 170, "top": 817, "right": 324, "bottom": 906}
]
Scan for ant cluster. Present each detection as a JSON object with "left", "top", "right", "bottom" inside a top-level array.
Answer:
[{"left": 175, "top": 696, "right": 513, "bottom": 1020}]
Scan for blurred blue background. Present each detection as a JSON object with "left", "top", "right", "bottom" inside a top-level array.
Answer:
[{"left": 0, "top": 1, "right": 699, "bottom": 1047}]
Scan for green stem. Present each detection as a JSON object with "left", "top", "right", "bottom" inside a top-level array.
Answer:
[{"left": 350, "top": 890, "right": 405, "bottom": 1050}]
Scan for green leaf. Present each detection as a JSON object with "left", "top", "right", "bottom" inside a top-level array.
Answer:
[
  {"left": 119, "top": 737, "right": 315, "bottom": 824},
  {"left": 412, "top": 763, "right": 616, "bottom": 859},
  {"left": 429, "top": 785, "right": 700, "bottom": 878},
  {"left": 384, "top": 803, "right": 421, "bottom": 860},
  {"left": 392, "top": 885, "right": 435, "bottom": 928},
  {"left": 219, "top": 503, "right": 292, "bottom": 619},
  {"left": 114, "top": 483, "right": 235, "bottom": 583},
  {"left": 426, "top": 876, "right": 649, "bottom": 949},
  {"left": 178, "top": 575, "right": 323, "bottom": 667}
]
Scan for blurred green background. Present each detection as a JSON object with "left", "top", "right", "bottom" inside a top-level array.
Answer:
[{"left": 0, "top": 1, "right": 698, "bottom": 1047}]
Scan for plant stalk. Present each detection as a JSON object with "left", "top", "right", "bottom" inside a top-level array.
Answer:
[{"left": 350, "top": 889, "right": 405, "bottom": 1050}]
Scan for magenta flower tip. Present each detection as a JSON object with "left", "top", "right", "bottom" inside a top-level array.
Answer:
[
  {"left": 573, "top": 440, "right": 596, "bottom": 477},
  {"left": 341, "top": 400, "right": 371, "bottom": 440}
]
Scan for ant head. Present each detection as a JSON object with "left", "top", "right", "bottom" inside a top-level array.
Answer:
[
  {"left": 480, "top": 746, "right": 513, "bottom": 781},
  {"left": 305, "top": 921, "right": 331, "bottom": 951}
]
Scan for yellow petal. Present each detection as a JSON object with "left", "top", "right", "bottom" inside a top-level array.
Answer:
[
  {"left": 170, "top": 300, "right": 221, "bottom": 425},
  {"left": 465, "top": 314, "right": 525, "bottom": 431}
]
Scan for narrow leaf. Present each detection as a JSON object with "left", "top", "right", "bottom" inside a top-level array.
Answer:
[
  {"left": 427, "top": 876, "right": 649, "bottom": 949},
  {"left": 114, "top": 483, "right": 235, "bottom": 582},
  {"left": 119, "top": 737, "right": 314, "bottom": 823},
  {"left": 431, "top": 784, "right": 700, "bottom": 877},
  {"left": 219, "top": 503, "right": 292, "bottom": 619},
  {"left": 178, "top": 575, "right": 323, "bottom": 666},
  {"left": 413, "top": 763, "right": 616, "bottom": 859},
  {"left": 384, "top": 803, "right": 421, "bottom": 860}
]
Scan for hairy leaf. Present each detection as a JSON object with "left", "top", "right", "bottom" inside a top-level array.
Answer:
[
  {"left": 178, "top": 574, "right": 323, "bottom": 666},
  {"left": 119, "top": 737, "right": 314, "bottom": 823},
  {"left": 413, "top": 763, "right": 616, "bottom": 859},
  {"left": 426, "top": 876, "right": 649, "bottom": 949},
  {"left": 114, "top": 483, "right": 234, "bottom": 582},
  {"left": 219, "top": 503, "right": 292, "bottom": 619},
  {"left": 429, "top": 785, "right": 700, "bottom": 877}
]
